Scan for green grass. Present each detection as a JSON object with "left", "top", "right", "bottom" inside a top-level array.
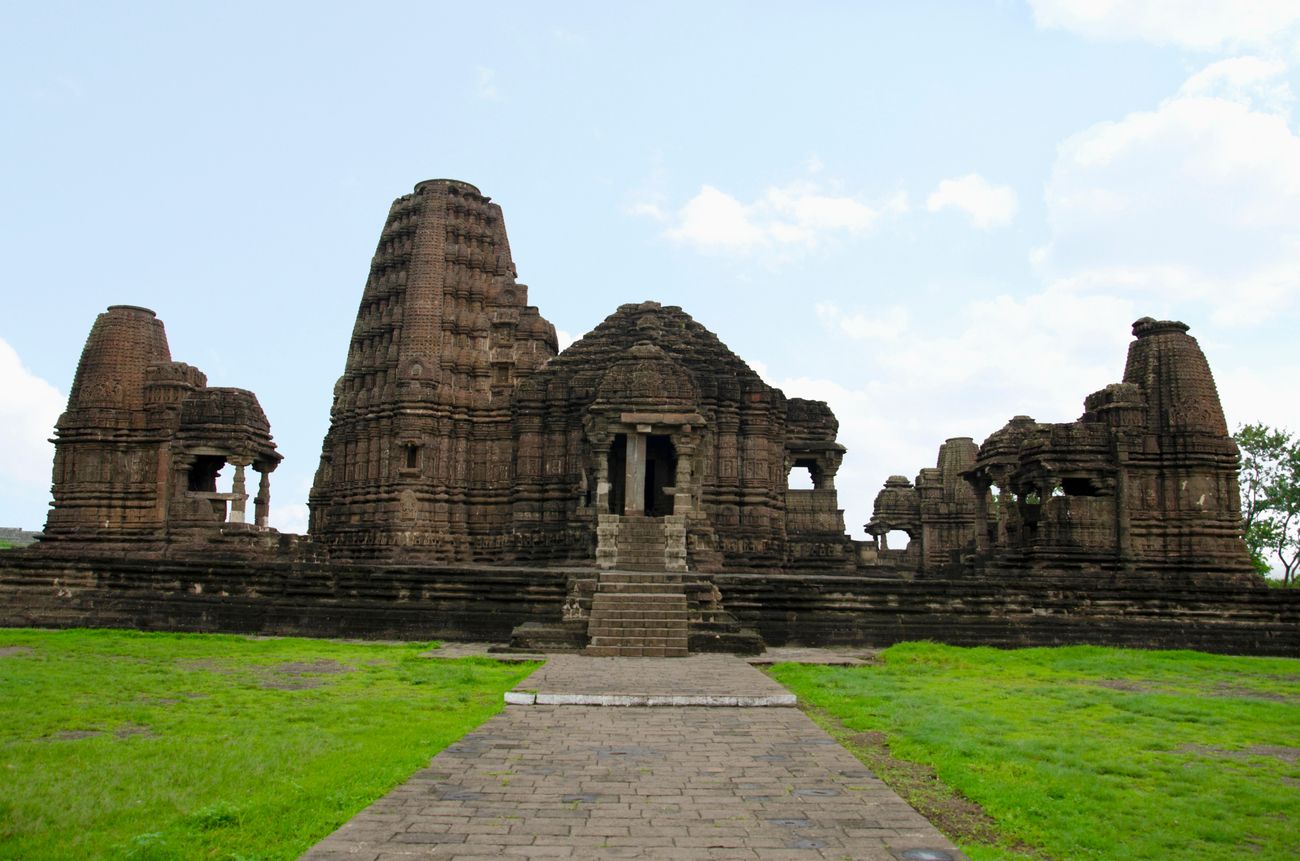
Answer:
[
  {"left": 0, "top": 628, "right": 538, "bottom": 860},
  {"left": 771, "top": 643, "right": 1300, "bottom": 861}
]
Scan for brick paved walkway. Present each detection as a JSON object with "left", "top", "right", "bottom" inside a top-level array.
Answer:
[
  {"left": 301, "top": 655, "right": 968, "bottom": 860},
  {"left": 505, "top": 654, "right": 796, "bottom": 706}
]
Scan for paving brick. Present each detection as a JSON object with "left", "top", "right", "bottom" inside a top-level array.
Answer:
[{"left": 301, "top": 657, "right": 967, "bottom": 861}]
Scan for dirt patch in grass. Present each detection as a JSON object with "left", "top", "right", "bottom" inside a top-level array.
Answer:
[
  {"left": 0, "top": 646, "right": 34, "bottom": 658},
  {"left": 1091, "top": 678, "right": 1154, "bottom": 693},
  {"left": 1177, "top": 743, "right": 1300, "bottom": 765},
  {"left": 114, "top": 723, "right": 156, "bottom": 739},
  {"left": 273, "top": 659, "right": 354, "bottom": 675},
  {"left": 1209, "top": 684, "right": 1297, "bottom": 704},
  {"left": 46, "top": 730, "right": 103, "bottom": 741},
  {"left": 256, "top": 659, "right": 355, "bottom": 689},
  {"left": 808, "top": 706, "right": 1052, "bottom": 860},
  {"left": 259, "top": 676, "right": 324, "bottom": 690}
]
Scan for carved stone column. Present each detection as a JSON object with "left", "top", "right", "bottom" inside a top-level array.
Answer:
[
  {"left": 970, "top": 477, "right": 991, "bottom": 553},
  {"left": 591, "top": 436, "right": 611, "bottom": 514},
  {"left": 624, "top": 432, "right": 647, "bottom": 515},
  {"left": 229, "top": 459, "right": 250, "bottom": 524},
  {"left": 673, "top": 436, "right": 696, "bottom": 515},
  {"left": 254, "top": 469, "right": 271, "bottom": 527}
]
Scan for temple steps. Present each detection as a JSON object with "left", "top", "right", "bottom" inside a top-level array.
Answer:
[
  {"left": 612, "top": 515, "right": 672, "bottom": 571},
  {"left": 583, "top": 570, "right": 689, "bottom": 658}
]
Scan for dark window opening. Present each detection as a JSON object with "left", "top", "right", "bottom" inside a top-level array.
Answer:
[
  {"left": 1060, "top": 477, "right": 1101, "bottom": 496},
  {"left": 404, "top": 444, "right": 420, "bottom": 470},
  {"left": 187, "top": 455, "right": 225, "bottom": 492}
]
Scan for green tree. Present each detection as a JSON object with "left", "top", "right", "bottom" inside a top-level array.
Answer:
[
  {"left": 1234, "top": 423, "right": 1300, "bottom": 583},
  {"left": 1263, "top": 443, "right": 1300, "bottom": 585}
]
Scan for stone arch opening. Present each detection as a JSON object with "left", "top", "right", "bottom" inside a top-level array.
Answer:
[
  {"left": 883, "top": 529, "right": 912, "bottom": 551},
  {"left": 788, "top": 460, "right": 818, "bottom": 490}
]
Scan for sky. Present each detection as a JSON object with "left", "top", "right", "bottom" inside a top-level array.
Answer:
[{"left": 3, "top": 1, "right": 1299, "bottom": 559}]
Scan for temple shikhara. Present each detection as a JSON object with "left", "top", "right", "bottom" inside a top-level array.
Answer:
[{"left": 3, "top": 179, "right": 1295, "bottom": 656}]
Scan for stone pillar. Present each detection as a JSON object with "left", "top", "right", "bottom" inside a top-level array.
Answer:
[
  {"left": 971, "top": 479, "right": 990, "bottom": 553},
  {"left": 254, "top": 469, "right": 271, "bottom": 527},
  {"left": 624, "top": 432, "right": 647, "bottom": 515},
  {"left": 994, "top": 484, "right": 1010, "bottom": 546},
  {"left": 1115, "top": 442, "right": 1133, "bottom": 562},
  {"left": 592, "top": 440, "right": 611, "bottom": 514},
  {"left": 230, "top": 460, "right": 249, "bottom": 524},
  {"left": 673, "top": 437, "right": 695, "bottom": 515}
]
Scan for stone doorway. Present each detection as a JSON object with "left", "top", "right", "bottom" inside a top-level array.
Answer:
[
  {"left": 644, "top": 435, "right": 676, "bottom": 517},
  {"left": 606, "top": 433, "right": 677, "bottom": 517}
]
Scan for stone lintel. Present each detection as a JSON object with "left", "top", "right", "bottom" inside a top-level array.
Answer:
[{"left": 620, "top": 412, "right": 705, "bottom": 427}]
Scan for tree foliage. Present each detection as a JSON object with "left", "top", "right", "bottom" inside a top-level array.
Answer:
[{"left": 1234, "top": 424, "right": 1300, "bottom": 584}]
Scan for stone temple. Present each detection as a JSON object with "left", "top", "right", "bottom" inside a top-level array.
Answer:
[{"left": 2, "top": 179, "right": 1296, "bottom": 657}]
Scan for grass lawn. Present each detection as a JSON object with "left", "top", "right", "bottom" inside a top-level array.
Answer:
[
  {"left": 0, "top": 628, "right": 538, "bottom": 860},
  {"left": 771, "top": 643, "right": 1300, "bottom": 861}
]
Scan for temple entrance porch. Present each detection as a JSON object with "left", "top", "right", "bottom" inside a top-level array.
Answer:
[{"left": 592, "top": 420, "right": 699, "bottom": 572}]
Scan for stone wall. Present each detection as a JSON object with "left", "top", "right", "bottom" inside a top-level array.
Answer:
[
  {"left": 2, "top": 549, "right": 1295, "bottom": 656},
  {"left": 0, "top": 548, "right": 571, "bottom": 643},
  {"left": 716, "top": 571, "right": 1300, "bottom": 655}
]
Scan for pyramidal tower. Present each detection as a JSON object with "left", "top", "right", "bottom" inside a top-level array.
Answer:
[{"left": 308, "top": 180, "right": 557, "bottom": 558}]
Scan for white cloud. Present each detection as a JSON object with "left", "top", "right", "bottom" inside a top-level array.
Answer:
[
  {"left": 1037, "top": 58, "right": 1300, "bottom": 323},
  {"left": 661, "top": 182, "right": 890, "bottom": 253},
  {"left": 1029, "top": 0, "right": 1300, "bottom": 52},
  {"left": 770, "top": 289, "right": 1137, "bottom": 538},
  {"left": 475, "top": 66, "right": 500, "bottom": 101},
  {"left": 1179, "top": 56, "right": 1294, "bottom": 114},
  {"left": 625, "top": 201, "right": 669, "bottom": 222},
  {"left": 0, "top": 338, "right": 63, "bottom": 527},
  {"left": 556, "top": 329, "right": 577, "bottom": 351},
  {"left": 926, "top": 174, "right": 1019, "bottom": 229},
  {"left": 816, "top": 302, "right": 910, "bottom": 341},
  {"left": 269, "top": 502, "right": 309, "bottom": 536},
  {"left": 1215, "top": 361, "right": 1300, "bottom": 433},
  {"left": 664, "top": 185, "right": 767, "bottom": 250}
]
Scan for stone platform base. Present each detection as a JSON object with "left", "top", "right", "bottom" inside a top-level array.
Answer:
[{"left": 1, "top": 549, "right": 1297, "bottom": 656}]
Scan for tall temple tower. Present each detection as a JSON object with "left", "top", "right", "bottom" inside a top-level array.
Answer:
[{"left": 308, "top": 180, "right": 558, "bottom": 558}]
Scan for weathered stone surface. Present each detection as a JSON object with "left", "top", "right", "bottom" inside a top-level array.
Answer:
[
  {"left": 43, "top": 305, "right": 280, "bottom": 545},
  {"left": 511, "top": 302, "right": 853, "bottom": 573},
  {"left": 868, "top": 317, "right": 1256, "bottom": 583},
  {"left": 308, "top": 180, "right": 557, "bottom": 561}
]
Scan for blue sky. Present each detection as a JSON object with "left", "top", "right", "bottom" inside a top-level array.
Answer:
[{"left": 3, "top": 1, "right": 1299, "bottom": 551}]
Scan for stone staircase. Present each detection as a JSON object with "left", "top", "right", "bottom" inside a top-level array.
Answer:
[
  {"left": 613, "top": 516, "right": 667, "bottom": 570},
  {"left": 584, "top": 571, "right": 689, "bottom": 657}
]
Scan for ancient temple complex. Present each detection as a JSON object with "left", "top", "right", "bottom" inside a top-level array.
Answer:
[{"left": 3, "top": 179, "right": 1295, "bottom": 657}]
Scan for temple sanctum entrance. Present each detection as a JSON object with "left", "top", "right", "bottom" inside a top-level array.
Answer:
[{"left": 606, "top": 433, "right": 677, "bottom": 517}]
